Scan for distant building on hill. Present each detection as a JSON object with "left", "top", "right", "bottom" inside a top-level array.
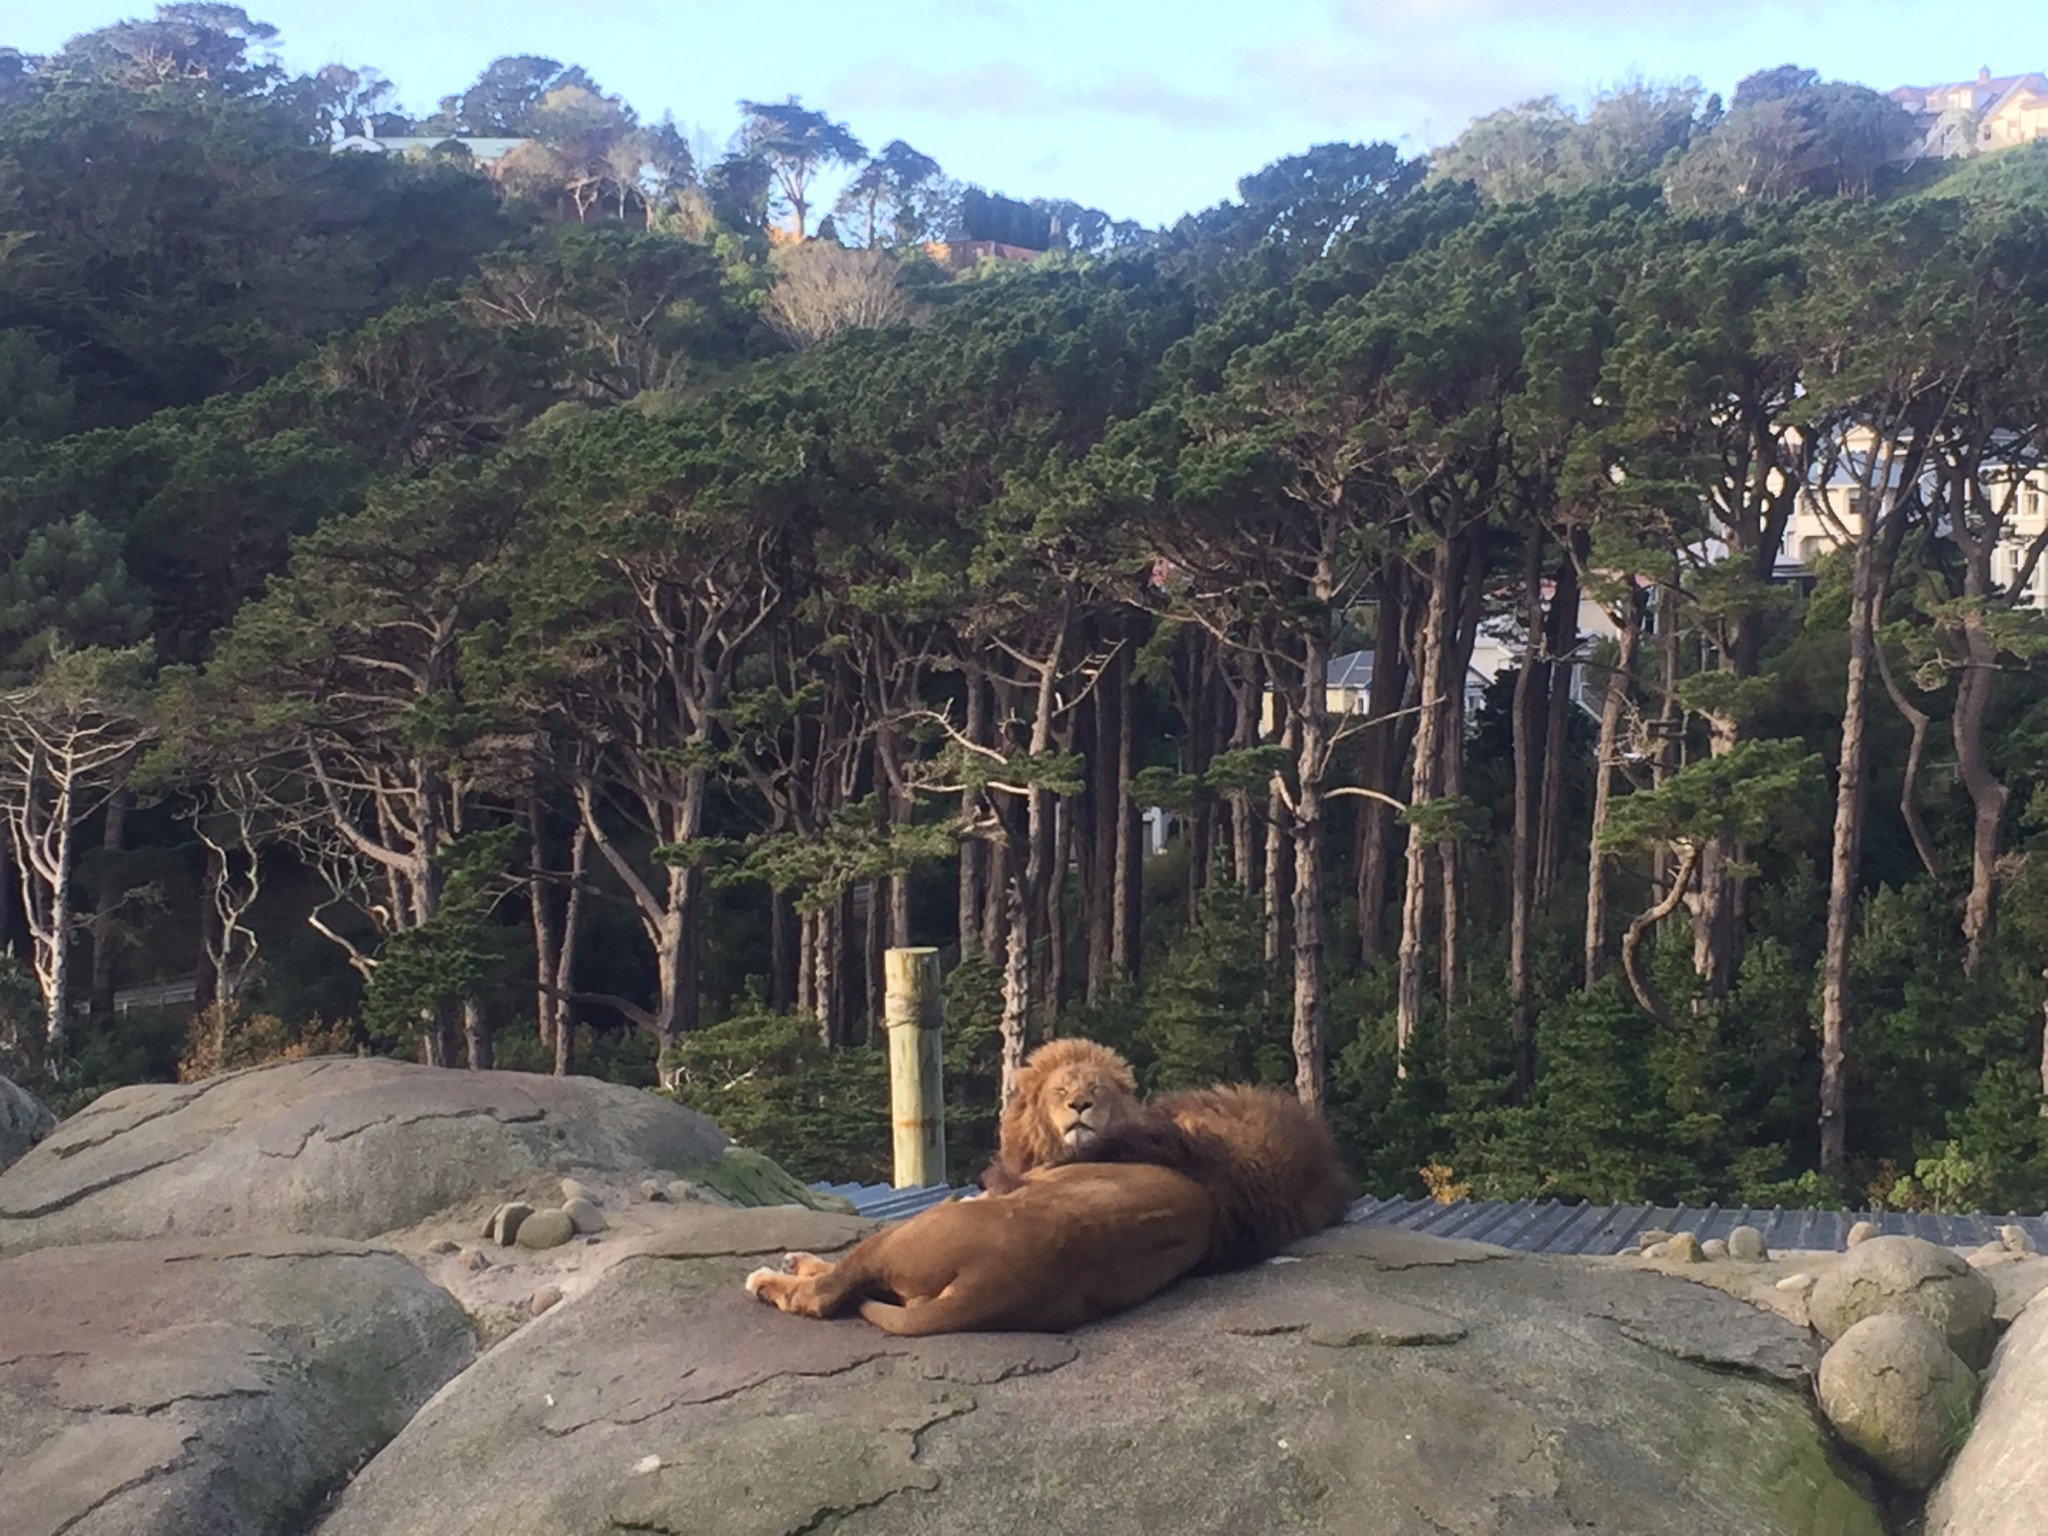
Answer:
[
  {"left": 332, "top": 133, "right": 531, "bottom": 168},
  {"left": 921, "top": 239, "right": 1043, "bottom": 272},
  {"left": 1888, "top": 68, "right": 2048, "bottom": 159}
]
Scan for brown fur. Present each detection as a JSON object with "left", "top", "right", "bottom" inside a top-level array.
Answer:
[
  {"left": 744, "top": 1160, "right": 1214, "bottom": 1336},
  {"left": 979, "top": 1038, "right": 1354, "bottom": 1272},
  {"left": 981, "top": 1038, "right": 1145, "bottom": 1192}
]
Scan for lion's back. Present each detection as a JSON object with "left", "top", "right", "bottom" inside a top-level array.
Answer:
[{"left": 1157, "top": 1084, "right": 1355, "bottom": 1269}]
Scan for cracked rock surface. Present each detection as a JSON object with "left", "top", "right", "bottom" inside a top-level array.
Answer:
[
  {"left": 1926, "top": 1287, "right": 2048, "bottom": 1535},
  {"left": 314, "top": 1210, "right": 1885, "bottom": 1536},
  {"left": 0, "top": 1057, "right": 728, "bottom": 1254},
  {"left": 0, "top": 1235, "right": 474, "bottom": 1536}
]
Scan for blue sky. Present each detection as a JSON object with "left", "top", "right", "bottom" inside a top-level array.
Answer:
[{"left": 11, "top": 1, "right": 2040, "bottom": 225}]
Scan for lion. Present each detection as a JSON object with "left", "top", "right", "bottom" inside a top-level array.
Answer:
[
  {"left": 977, "top": 1038, "right": 1355, "bottom": 1272},
  {"left": 744, "top": 1159, "right": 1215, "bottom": 1336}
]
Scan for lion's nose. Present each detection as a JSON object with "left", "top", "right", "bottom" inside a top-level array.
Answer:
[{"left": 1068, "top": 1095, "right": 1093, "bottom": 1113}]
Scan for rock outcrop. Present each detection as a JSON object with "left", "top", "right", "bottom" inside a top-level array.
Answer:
[
  {"left": 0, "top": 1235, "right": 473, "bottom": 1536},
  {"left": 1808, "top": 1234, "right": 1998, "bottom": 1367},
  {"left": 1816, "top": 1313, "right": 1977, "bottom": 1489},
  {"left": 311, "top": 1214, "right": 1883, "bottom": 1536},
  {"left": 0, "top": 1057, "right": 729, "bottom": 1254},
  {"left": 1926, "top": 1289, "right": 2048, "bottom": 1535}
]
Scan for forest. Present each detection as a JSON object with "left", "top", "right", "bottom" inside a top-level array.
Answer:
[{"left": 5, "top": 7, "right": 2048, "bottom": 1216}]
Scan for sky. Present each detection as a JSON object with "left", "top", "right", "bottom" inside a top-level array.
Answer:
[{"left": 8, "top": 0, "right": 2042, "bottom": 225}]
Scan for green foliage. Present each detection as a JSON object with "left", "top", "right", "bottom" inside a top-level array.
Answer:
[
  {"left": 360, "top": 828, "right": 523, "bottom": 1050},
  {"left": 1138, "top": 886, "right": 1287, "bottom": 1090},
  {"left": 1600, "top": 738, "right": 1823, "bottom": 852},
  {"left": 661, "top": 1007, "right": 890, "bottom": 1183}
]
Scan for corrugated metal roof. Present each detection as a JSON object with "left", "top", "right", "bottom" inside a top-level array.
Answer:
[
  {"left": 811, "top": 1182, "right": 2048, "bottom": 1255},
  {"left": 1346, "top": 1197, "right": 2048, "bottom": 1255}
]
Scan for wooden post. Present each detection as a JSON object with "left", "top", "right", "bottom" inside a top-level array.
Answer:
[{"left": 884, "top": 947, "right": 946, "bottom": 1189}]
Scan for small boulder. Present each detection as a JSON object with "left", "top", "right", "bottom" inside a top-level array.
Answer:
[
  {"left": 1818, "top": 1313, "right": 1977, "bottom": 1490},
  {"left": 667, "top": 1179, "right": 712, "bottom": 1205},
  {"left": 1636, "top": 1228, "right": 1674, "bottom": 1252},
  {"left": 427, "top": 1239, "right": 459, "bottom": 1256},
  {"left": 560, "top": 1178, "right": 598, "bottom": 1208},
  {"left": 563, "top": 1197, "right": 606, "bottom": 1235},
  {"left": 486, "top": 1201, "right": 534, "bottom": 1246},
  {"left": 1971, "top": 1241, "right": 2015, "bottom": 1268},
  {"left": 514, "top": 1209, "right": 575, "bottom": 1251},
  {"left": 1847, "top": 1220, "right": 1882, "bottom": 1247},
  {"left": 640, "top": 1179, "right": 668, "bottom": 1202},
  {"left": 1701, "top": 1238, "right": 1730, "bottom": 1260},
  {"left": 1809, "top": 1235, "right": 1998, "bottom": 1367},
  {"left": 1662, "top": 1233, "right": 1704, "bottom": 1263},
  {"left": 1728, "top": 1225, "right": 1769, "bottom": 1262},
  {"left": 463, "top": 1248, "right": 491, "bottom": 1272},
  {"left": 1999, "top": 1224, "right": 2037, "bottom": 1256},
  {"left": 528, "top": 1285, "right": 563, "bottom": 1317},
  {"left": 1776, "top": 1272, "right": 1817, "bottom": 1294}
]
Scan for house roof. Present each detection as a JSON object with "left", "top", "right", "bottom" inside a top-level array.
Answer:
[{"left": 332, "top": 135, "right": 531, "bottom": 166}]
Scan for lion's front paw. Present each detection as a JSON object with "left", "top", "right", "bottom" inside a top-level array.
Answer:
[
  {"left": 783, "top": 1251, "right": 832, "bottom": 1278},
  {"left": 745, "top": 1266, "right": 790, "bottom": 1305}
]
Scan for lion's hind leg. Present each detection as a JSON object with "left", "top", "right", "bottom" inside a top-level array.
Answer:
[{"left": 856, "top": 1287, "right": 993, "bottom": 1337}]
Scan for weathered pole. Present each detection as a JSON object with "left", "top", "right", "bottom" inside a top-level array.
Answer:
[{"left": 884, "top": 947, "right": 946, "bottom": 1188}]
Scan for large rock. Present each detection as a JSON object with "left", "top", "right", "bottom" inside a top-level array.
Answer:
[
  {"left": 313, "top": 1211, "right": 1882, "bottom": 1536},
  {"left": 1926, "top": 1290, "right": 2048, "bottom": 1535},
  {"left": 0, "top": 1235, "right": 473, "bottom": 1536},
  {"left": 1817, "top": 1313, "right": 1977, "bottom": 1490},
  {"left": 0, "top": 1058, "right": 728, "bottom": 1255},
  {"left": 1808, "top": 1235, "right": 1997, "bottom": 1366},
  {"left": 0, "top": 1074, "right": 54, "bottom": 1170}
]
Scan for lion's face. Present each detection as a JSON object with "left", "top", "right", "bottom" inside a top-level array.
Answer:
[
  {"left": 998, "top": 1038, "right": 1143, "bottom": 1175},
  {"left": 1038, "top": 1059, "right": 1136, "bottom": 1152}
]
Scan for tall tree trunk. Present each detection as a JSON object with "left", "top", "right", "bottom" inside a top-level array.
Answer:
[
  {"left": 1228, "top": 672, "right": 1259, "bottom": 889},
  {"left": 959, "top": 673, "right": 987, "bottom": 957},
  {"left": 771, "top": 887, "right": 795, "bottom": 1011},
  {"left": 1046, "top": 801, "right": 1069, "bottom": 1034},
  {"left": 463, "top": 998, "right": 492, "bottom": 1071},
  {"left": 1264, "top": 702, "right": 1294, "bottom": 971},
  {"left": 795, "top": 907, "right": 816, "bottom": 1018},
  {"left": 1438, "top": 544, "right": 1483, "bottom": 1016},
  {"left": 195, "top": 840, "right": 226, "bottom": 1017},
  {"left": 866, "top": 881, "right": 886, "bottom": 1045},
  {"left": 1290, "top": 628, "right": 1331, "bottom": 1109},
  {"left": 1953, "top": 610, "right": 2007, "bottom": 976},
  {"left": 1874, "top": 639, "right": 1943, "bottom": 882},
  {"left": 999, "top": 877, "right": 1029, "bottom": 1104},
  {"left": 1585, "top": 586, "right": 1645, "bottom": 989},
  {"left": 1397, "top": 544, "right": 1453, "bottom": 1067},
  {"left": 1356, "top": 589, "right": 1407, "bottom": 967},
  {"left": 527, "top": 793, "right": 559, "bottom": 1054},
  {"left": 1820, "top": 537, "right": 1897, "bottom": 1173},
  {"left": 1508, "top": 530, "right": 1547, "bottom": 1100},
  {"left": 43, "top": 801, "right": 75, "bottom": 1053},
  {"left": 553, "top": 824, "right": 587, "bottom": 1076},
  {"left": 1083, "top": 654, "right": 1114, "bottom": 1002},
  {"left": 1113, "top": 652, "right": 1140, "bottom": 979},
  {"left": 1536, "top": 546, "right": 1582, "bottom": 900},
  {"left": 88, "top": 787, "right": 130, "bottom": 1019}
]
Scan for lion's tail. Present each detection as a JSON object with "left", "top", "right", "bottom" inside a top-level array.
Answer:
[{"left": 1157, "top": 1085, "right": 1356, "bottom": 1272}]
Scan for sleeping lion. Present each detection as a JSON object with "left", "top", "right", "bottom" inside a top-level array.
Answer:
[
  {"left": 979, "top": 1038, "right": 1355, "bottom": 1272},
  {"left": 744, "top": 1158, "right": 1214, "bottom": 1336},
  {"left": 744, "top": 1038, "right": 1352, "bottom": 1335}
]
